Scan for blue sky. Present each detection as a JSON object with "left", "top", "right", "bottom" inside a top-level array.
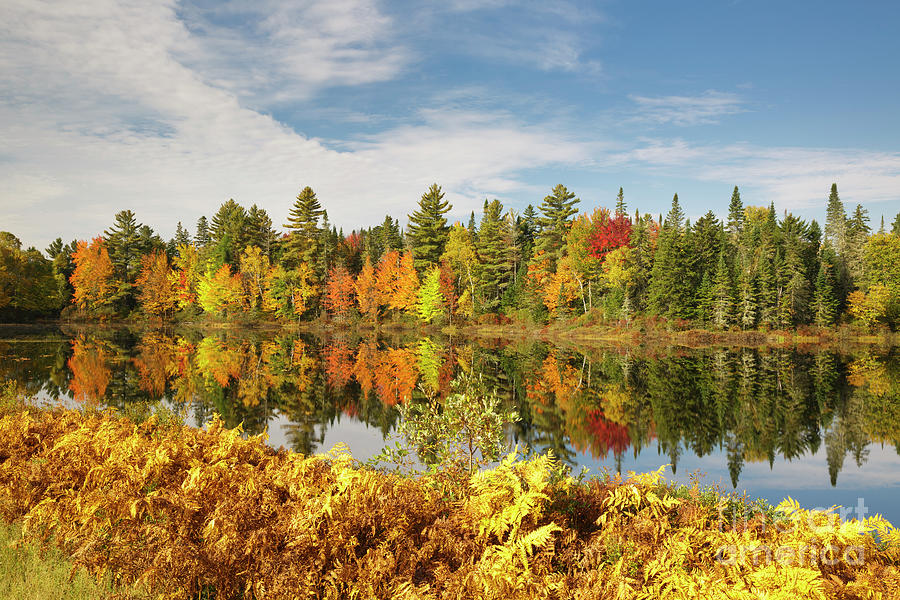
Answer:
[{"left": 1, "top": 0, "right": 899, "bottom": 250}]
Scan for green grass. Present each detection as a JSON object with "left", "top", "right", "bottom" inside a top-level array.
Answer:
[{"left": 0, "top": 522, "right": 149, "bottom": 600}]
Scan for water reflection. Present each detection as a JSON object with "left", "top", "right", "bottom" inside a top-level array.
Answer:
[{"left": 2, "top": 327, "right": 898, "bottom": 493}]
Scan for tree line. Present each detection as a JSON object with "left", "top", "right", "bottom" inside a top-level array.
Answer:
[{"left": 1, "top": 182, "right": 899, "bottom": 328}]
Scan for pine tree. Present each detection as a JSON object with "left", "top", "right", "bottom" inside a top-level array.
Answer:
[
  {"left": 727, "top": 186, "right": 744, "bottom": 239},
  {"left": 210, "top": 199, "right": 248, "bottom": 267},
  {"left": 517, "top": 204, "right": 538, "bottom": 258},
  {"left": 647, "top": 194, "right": 691, "bottom": 319},
  {"left": 195, "top": 216, "right": 211, "bottom": 248},
  {"left": 475, "top": 199, "right": 515, "bottom": 312},
  {"left": 710, "top": 251, "right": 735, "bottom": 329},
  {"left": 104, "top": 210, "right": 142, "bottom": 282},
  {"left": 173, "top": 222, "right": 191, "bottom": 249},
  {"left": 824, "top": 183, "right": 847, "bottom": 255},
  {"left": 283, "top": 186, "right": 323, "bottom": 270},
  {"left": 246, "top": 204, "right": 278, "bottom": 259},
  {"left": 813, "top": 248, "right": 838, "bottom": 326},
  {"left": 845, "top": 203, "right": 870, "bottom": 286},
  {"left": 407, "top": 183, "right": 452, "bottom": 271},
  {"left": 534, "top": 184, "right": 579, "bottom": 268},
  {"left": 614, "top": 187, "right": 627, "bottom": 218},
  {"left": 738, "top": 270, "right": 758, "bottom": 329},
  {"left": 892, "top": 212, "right": 900, "bottom": 235}
]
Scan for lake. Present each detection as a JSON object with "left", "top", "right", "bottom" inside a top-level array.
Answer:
[{"left": 2, "top": 325, "right": 898, "bottom": 524}]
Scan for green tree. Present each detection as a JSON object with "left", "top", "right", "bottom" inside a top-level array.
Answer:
[
  {"left": 726, "top": 186, "right": 744, "bottom": 240},
  {"left": 813, "top": 247, "right": 839, "bottom": 326},
  {"left": 195, "top": 216, "right": 211, "bottom": 248},
  {"left": 104, "top": 210, "right": 142, "bottom": 283},
  {"left": 209, "top": 199, "right": 248, "bottom": 267},
  {"left": 534, "top": 184, "right": 579, "bottom": 269},
  {"left": 407, "top": 183, "right": 452, "bottom": 271},
  {"left": 246, "top": 204, "right": 279, "bottom": 260},
  {"left": 710, "top": 251, "right": 735, "bottom": 329},
  {"left": 475, "top": 199, "right": 516, "bottom": 312},
  {"left": 648, "top": 194, "right": 692, "bottom": 319},
  {"left": 417, "top": 266, "right": 445, "bottom": 323},
  {"left": 824, "top": 183, "right": 847, "bottom": 255},
  {"left": 283, "top": 186, "right": 323, "bottom": 270},
  {"left": 845, "top": 204, "right": 870, "bottom": 287}
]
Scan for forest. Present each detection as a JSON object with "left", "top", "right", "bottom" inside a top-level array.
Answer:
[{"left": 1, "top": 183, "right": 899, "bottom": 330}]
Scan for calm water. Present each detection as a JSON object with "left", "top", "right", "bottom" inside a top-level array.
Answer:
[{"left": 2, "top": 325, "right": 899, "bottom": 523}]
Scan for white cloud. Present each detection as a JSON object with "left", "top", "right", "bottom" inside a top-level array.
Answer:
[
  {"left": 0, "top": 0, "right": 596, "bottom": 249},
  {"left": 626, "top": 139, "right": 900, "bottom": 211},
  {"left": 629, "top": 90, "right": 746, "bottom": 126}
]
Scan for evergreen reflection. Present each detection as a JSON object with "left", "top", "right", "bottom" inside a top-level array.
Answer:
[{"left": 2, "top": 327, "right": 899, "bottom": 488}]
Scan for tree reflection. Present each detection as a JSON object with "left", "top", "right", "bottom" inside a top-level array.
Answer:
[{"left": 2, "top": 328, "right": 899, "bottom": 484}]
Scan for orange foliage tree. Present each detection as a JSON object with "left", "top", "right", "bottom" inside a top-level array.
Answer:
[
  {"left": 323, "top": 265, "right": 355, "bottom": 320},
  {"left": 70, "top": 237, "right": 114, "bottom": 311},
  {"left": 394, "top": 251, "right": 420, "bottom": 314},
  {"left": 136, "top": 251, "right": 178, "bottom": 317},
  {"left": 68, "top": 336, "right": 111, "bottom": 404},
  {"left": 171, "top": 244, "right": 200, "bottom": 310}
]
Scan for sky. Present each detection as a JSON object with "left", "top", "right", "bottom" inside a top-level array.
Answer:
[{"left": 1, "top": 0, "right": 899, "bottom": 251}]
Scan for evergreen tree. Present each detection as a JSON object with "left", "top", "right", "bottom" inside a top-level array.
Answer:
[
  {"left": 195, "top": 216, "right": 211, "bottom": 248},
  {"left": 534, "top": 184, "right": 579, "bottom": 268},
  {"left": 517, "top": 204, "right": 538, "bottom": 257},
  {"left": 710, "top": 251, "right": 735, "bottom": 329},
  {"left": 103, "top": 210, "right": 142, "bottom": 282},
  {"left": 893, "top": 212, "right": 900, "bottom": 235},
  {"left": 246, "top": 204, "right": 279, "bottom": 259},
  {"left": 467, "top": 211, "right": 477, "bottom": 238},
  {"left": 738, "top": 270, "right": 758, "bottom": 329},
  {"left": 210, "top": 199, "right": 248, "bottom": 266},
  {"left": 647, "top": 194, "right": 691, "bottom": 319},
  {"left": 614, "top": 187, "right": 627, "bottom": 218},
  {"left": 824, "top": 183, "right": 847, "bottom": 255},
  {"left": 173, "top": 221, "right": 191, "bottom": 248},
  {"left": 475, "top": 199, "right": 515, "bottom": 312},
  {"left": 845, "top": 204, "right": 870, "bottom": 286},
  {"left": 283, "top": 186, "right": 324, "bottom": 270},
  {"left": 406, "top": 183, "right": 452, "bottom": 271},
  {"left": 726, "top": 186, "right": 744, "bottom": 239},
  {"left": 813, "top": 247, "right": 839, "bottom": 326}
]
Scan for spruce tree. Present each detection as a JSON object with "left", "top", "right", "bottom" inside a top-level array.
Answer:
[
  {"left": 727, "top": 186, "right": 744, "bottom": 239},
  {"left": 173, "top": 221, "right": 191, "bottom": 248},
  {"left": 195, "top": 216, "right": 211, "bottom": 248},
  {"left": 710, "top": 251, "right": 735, "bottom": 329},
  {"left": 824, "top": 183, "right": 847, "bottom": 255},
  {"left": 813, "top": 249, "right": 838, "bottom": 326},
  {"left": 246, "top": 204, "right": 278, "bottom": 259},
  {"left": 893, "top": 212, "right": 900, "bottom": 235},
  {"left": 104, "top": 210, "right": 143, "bottom": 283},
  {"left": 845, "top": 204, "right": 870, "bottom": 286},
  {"left": 475, "top": 199, "right": 514, "bottom": 311},
  {"left": 407, "top": 183, "right": 452, "bottom": 271},
  {"left": 517, "top": 204, "right": 538, "bottom": 258},
  {"left": 614, "top": 187, "right": 627, "bottom": 218},
  {"left": 210, "top": 199, "right": 248, "bottom": 266},
  {"left": 283, "top": 186, "right": 324, "bottom": 269},
  {"left": 534, "top": 184, "right": 579, "bottom": 267},
  {"left": 648, "top": 194, "right": 691, "bottom": 319}
]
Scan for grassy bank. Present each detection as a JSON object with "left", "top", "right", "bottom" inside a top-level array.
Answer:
[
  {"left": 1, "top": 405, "right": 899, "bottom": 599},
  {"left": 0, "top": 521, "right": 148, "bottom": 600}
]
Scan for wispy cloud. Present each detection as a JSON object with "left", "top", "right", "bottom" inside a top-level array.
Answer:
[
  {"left": 626, "top": 139, "right": 900, "bottom": 210},
  {"left": 175, "top": 0, "right": 409, "bottom": 105},
  {"left": 0, "top": 0, "right": 598, "bottom": 248},
  {"left": 629, "top": 90, "right": 746, "bottom": 126}
]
